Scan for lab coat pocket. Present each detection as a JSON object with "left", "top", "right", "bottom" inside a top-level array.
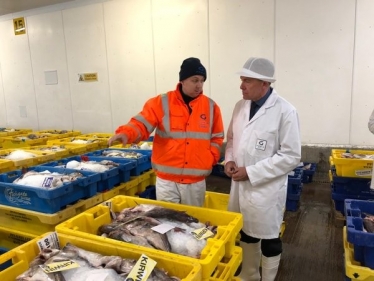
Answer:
[{"left": 248, "top": 130, "right": 276, "bottom": 158}]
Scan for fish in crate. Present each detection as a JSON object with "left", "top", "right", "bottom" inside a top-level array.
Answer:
[
  {"left": 98, "top": 204, "right": 217, "bottom": 259},
  {"left": 15, "top": 243, "right": 180, "bottom": 281}
]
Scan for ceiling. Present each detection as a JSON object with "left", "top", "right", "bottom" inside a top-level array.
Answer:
[{"left": 0, "top": 0, "right": 75, "bottom": 17}]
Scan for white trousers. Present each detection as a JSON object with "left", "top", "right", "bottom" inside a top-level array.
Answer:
[{"left": 155, "top": 177, "right": 206, "bottom": 207}]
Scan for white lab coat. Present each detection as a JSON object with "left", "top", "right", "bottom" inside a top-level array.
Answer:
[{"left": 225, "top": 90, "right": 301, "bottom": 239}]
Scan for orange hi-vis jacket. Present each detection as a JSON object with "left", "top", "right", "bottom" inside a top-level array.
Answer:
[{"left": 115, "top": 84, "right": 224, "bottom": 184}]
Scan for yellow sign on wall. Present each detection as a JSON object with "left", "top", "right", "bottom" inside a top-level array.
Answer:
[
  {"left": 13, "top": 17, "right": 26, "bottom": 35},
  {"left": 78, "top": 73, "right": 98, "bottom": 82}
]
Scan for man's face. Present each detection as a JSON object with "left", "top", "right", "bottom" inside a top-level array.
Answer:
[
  {"left": 181, "top": 75, "right": 205, "bottom": 98},
  {"left": 240, "top": 77, "right": 268, "bottom": 101}
]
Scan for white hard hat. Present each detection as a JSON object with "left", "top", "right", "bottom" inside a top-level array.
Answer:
[{"left": 237, "top": 57, "right": 276, "bottom": 83}]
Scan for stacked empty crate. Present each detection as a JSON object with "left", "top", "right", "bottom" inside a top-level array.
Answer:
[
  {"left": 329, "top": 149, "right": 374, "bottom": 225},
  {"left": 344, "top": 199, "right": 374, "bottom": 280}
]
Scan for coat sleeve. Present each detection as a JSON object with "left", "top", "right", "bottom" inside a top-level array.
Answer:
[
  {"left": 225, "top": 102, "right": 239, "bottom": 164},
  {"left": 247, "top": 109, "right": 302, "bottom": 186},
  {"left": 369, "top": 109, "right": 374, "bottom": 134},
  {"left": 115, "top": 96, "right": 162, "bottom": 143},
  {"left": 210, "top": 103, "right": 225, "bottom": 165}
]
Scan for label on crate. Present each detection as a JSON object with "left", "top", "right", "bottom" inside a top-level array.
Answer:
[
  {"left": 355, "top": 170, "right": 372, "bottom": 177},
  {"left": 191, "top": 227, "right": 214, "bottom": 240},
  {"left": 37, "top": 232, "right": 60, "bottom": 251},
  {"left": 42, "top": 176, "right": 54, "bottom": 188},
  {"left": 40, "top": 260, "right": 80, "bottom": 273},
  {"left": 102, "top": 201, "right": 116, "bottom": 219},
  {"left": 125, "top": 254, "right": 157, "bottom": 281}
]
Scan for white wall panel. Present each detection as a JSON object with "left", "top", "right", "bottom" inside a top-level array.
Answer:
[
  {"left": 63, "top": 3, "right": 112, "bottom": 133},
  {"left": 209, "top": 0, "right": 275, "bottom": 137},
  {"left": 152, "top": 0, "right": 209, "bottom": 95},
  {"left": 0, "top": 63, "right": 6, "bottom": 126},
  {"left": 27, "top": 11, "right": 74, "bottom": 130},
  {"left": 0, "top": 19, "right": 39, "bottom": 130},
  {"left": 276, "top": 0, "right": 355, "bottom": 145},
  {"left": 351, "top": 0, "right": 374, "bottom": 145},
  {"left": 104, "top": 0, "right": 155, "bottom": 131}
]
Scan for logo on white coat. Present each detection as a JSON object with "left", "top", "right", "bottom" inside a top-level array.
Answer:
[{"left": 255, "top": 139, "right": 267, "bottom": 151}]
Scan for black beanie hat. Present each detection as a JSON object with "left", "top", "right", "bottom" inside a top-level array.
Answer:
[{"left": 179, "top": 57, "right": 207, "bottom": 81}]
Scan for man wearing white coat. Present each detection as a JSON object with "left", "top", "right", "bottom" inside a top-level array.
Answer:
[{"left": 224, "top": 57, "right": 301, "bottom": 281}]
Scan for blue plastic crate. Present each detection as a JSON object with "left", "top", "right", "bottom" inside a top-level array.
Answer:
[
  {"left": 0, "top": 166, "right": 100, "bottom": 213},
  {"left": 300, "top": 163, "right": 317, "bottom": 183},
  {"left": 138, "top": 185, "right": 156, "bottom": 200},
  {"left": 345, "top": 199, "right": 374, "bottom": 269},
  {"left": 39, "top": 156, "right": 120, "bottom": 192},
  {"left": 288, "top": 169, "right": 303, "bottom": 195},
  {"left": 85, "top": 149, "right": 151, "bottom": 176},
  {"left": 331, "top": 169, "right": 372, "bottom": 196},
  {"left": 286, "top": 191, "right": 301, "bottom": 211},
  {"left": 332, "top": 192, "right": 374, "bottom": 215},
  {"left": 0, "top": 247, "right": 11, "bottom": 271}
]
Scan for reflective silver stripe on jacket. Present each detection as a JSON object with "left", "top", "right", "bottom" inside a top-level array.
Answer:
[
  {"left": 156, "top": 93, "right": 215, "bottom": 139},
  {"left": 134, "top": 114, "right": 155, "bottom": 133},
  {"left": 153, "top": 163, "right": 212, "bottom": 176},
  {"left": 127, "top": 123, "right": 142, "bottom": 143}
]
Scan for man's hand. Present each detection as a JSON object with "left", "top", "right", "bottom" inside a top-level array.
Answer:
[
  {"left": 108, "top": 133, "right": 128, "bottom": 147},
  {"left": 232, "top": 167, "right": 249, "bottom": 181},
  {"left": 224, "top": 161, "right": 238, "bottom": 178}
]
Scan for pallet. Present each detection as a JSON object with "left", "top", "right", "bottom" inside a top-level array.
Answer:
[{"left": 331, "top": 199, "right": 345, "bottom": 227}]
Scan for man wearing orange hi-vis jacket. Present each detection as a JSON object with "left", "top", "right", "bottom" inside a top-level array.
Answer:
[{"left": 108, "top": 57, "right": 224, "bottom": 206}]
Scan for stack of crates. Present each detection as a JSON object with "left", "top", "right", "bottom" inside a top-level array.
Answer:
[
  {"left": 286, "top": 168, "right": 303, "bottom": 211},
  {"left": 344, "top": 199, "right": 374, "bottom": 280},
  {"left": 55, "top": 195, "right": 243, "bottom": 281},
  {"left": 330, "top": 149, "right": 374, "bottom": 216},
  {"left": 0, "top": 128, "right": 32, "bottom": 149}
]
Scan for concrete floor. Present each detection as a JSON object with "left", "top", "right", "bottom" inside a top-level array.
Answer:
[{"left": 205, "top": 175, "right": 344, "bottom": 281}]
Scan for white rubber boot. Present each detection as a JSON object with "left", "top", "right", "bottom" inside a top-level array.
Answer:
[
  {"left": 238, "top": 241, "right": 261, "bottom": 281},
  {"left": 261, "top": 254, "right": 281, "bottom": 281}
]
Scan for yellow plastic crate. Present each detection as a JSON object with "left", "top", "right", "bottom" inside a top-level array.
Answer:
[
  {"left": 0, "top": 227, "right": 37, "bottom": 251},
  {"left": 204, "top": 191, "right": 230, "bottom": 211},
  {"left": 27, "top": 145, "right": 70, "bottom": 160},
  {"left": 102, "top": 170, "right": 156, "bottom": 201},
  {"left": 332, "top": 149, "right": 374, "bottom": 178},
  {"left": 0, "top": 159, "right": 14, "bottom": 173},
  {"left": 101, "top": 178, "right": 139, "bottom": 201},
  {"left": 208, "top": 246, "right": 242, "bottom": 281},
  {"left": 0, "top": 193, "right": 103, "bottom": 236},
  {"left": 36, "top": 129, "right": 81, "bottom": 138},
  {"left": 80, "top": 132, "right": 113, "bottom": 138},
  {"left": 47, "top": 136, "right": 106, "bottom": 152},
  {"left": 0, "top": 148, "right": 55, "bottom": 167},
  {"left": 0, "top": 232, "right": 202, "bottom": 281},
  {"left": 0, "top": 134, "right": 48, "bottom": 148},
  {"left": 56, "top": 195, "right": 243, "bottom": 279},
  {"left": 135, "top": 169, "right": 156, "bottom": 193},
  {"left": 0, "top": 149, "right": 37, "bottom": 167},
  {"left": 0, "top": 128, "right": 32, "bottom": 137},
  {"left": 343, "top": 226, "right": 374, "bottom": 281}
]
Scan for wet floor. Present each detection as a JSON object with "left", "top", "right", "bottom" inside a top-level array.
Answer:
[{"left": 206, "top": 175, "right": 344, "bottom": 281}]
